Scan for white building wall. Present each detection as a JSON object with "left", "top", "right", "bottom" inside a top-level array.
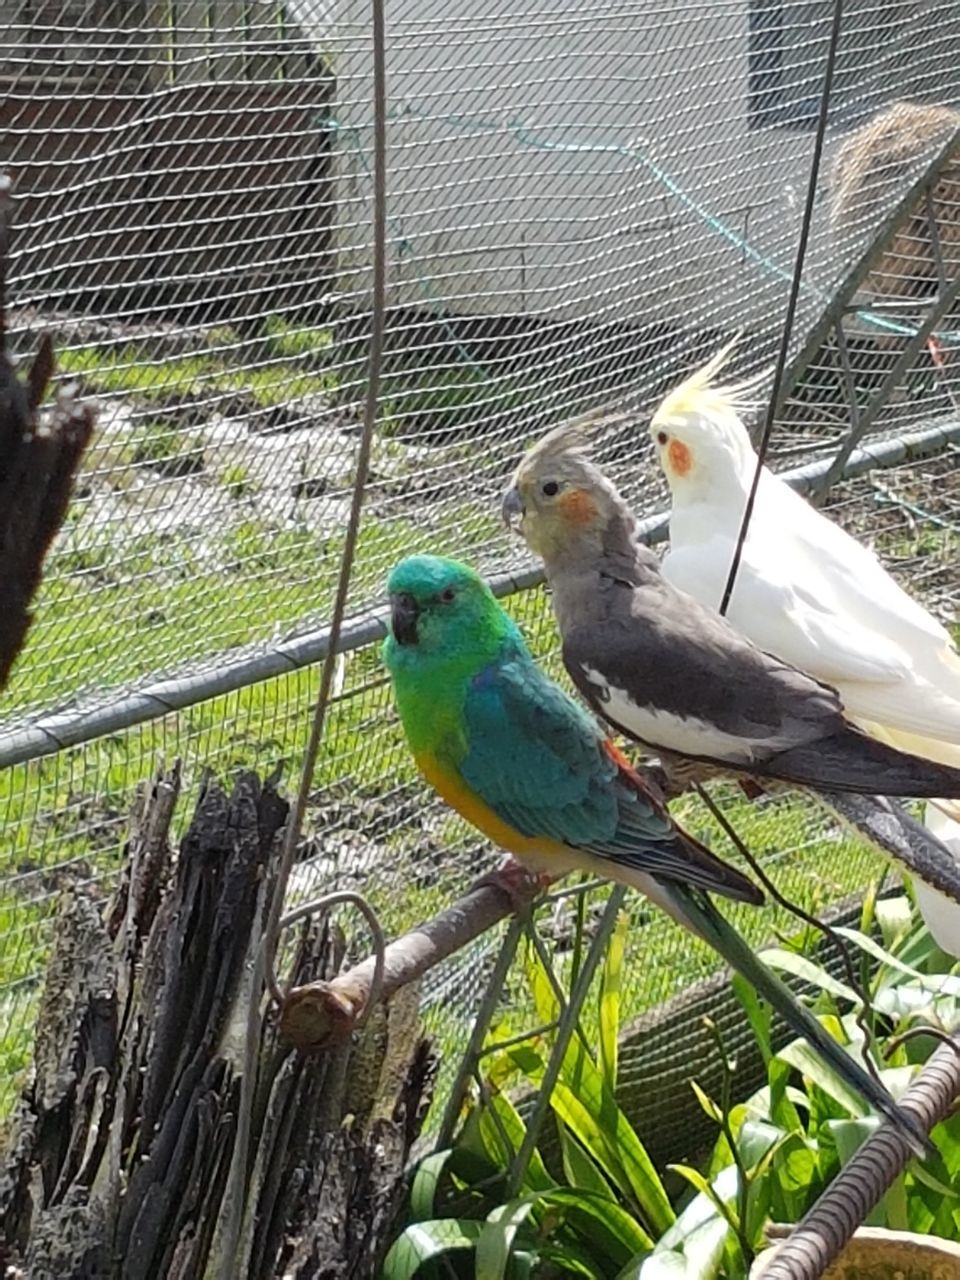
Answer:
[{"left": 331, "top": 0, "right": 959, "bottom": 333}]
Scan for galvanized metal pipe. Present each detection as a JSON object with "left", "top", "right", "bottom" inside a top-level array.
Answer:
[{"left": 754, "top": 1036, "right": 960, "bottom": 1280}]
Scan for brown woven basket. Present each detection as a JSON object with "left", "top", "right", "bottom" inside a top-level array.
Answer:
[{"left": 751, "top": 1226, "right": 960, "bottom": 1279}]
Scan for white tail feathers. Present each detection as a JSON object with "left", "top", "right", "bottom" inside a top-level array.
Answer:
[{"left": 917, "top": 801, "right": 960, "bottom": 956}]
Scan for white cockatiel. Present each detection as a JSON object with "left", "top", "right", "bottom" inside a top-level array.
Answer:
[{"left": 650, "top": 344, "right": 960, "bottom": 954}]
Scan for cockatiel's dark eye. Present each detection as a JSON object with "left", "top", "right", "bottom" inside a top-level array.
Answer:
[
  {"left": 439, "top": 587, "right": 456, "bottom": 603},
  {"left": 541, "top": 480, "right": 560, "bottom": 497},
  {"left": 656, "top": 430, "right": 668, "bottom": 445}
]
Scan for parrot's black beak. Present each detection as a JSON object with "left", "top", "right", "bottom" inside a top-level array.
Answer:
[
  {"left": 390, "top": 592, "right": 419, "bottom": 646},
  {"left": 501, "top": 485, "right": 524, "bottom": 531}
]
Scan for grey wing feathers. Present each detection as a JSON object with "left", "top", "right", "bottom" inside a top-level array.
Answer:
[
  {"left": 765, "top": 729, "right": 960, "bottom": 798},
  {"left": 561, "top": 572, "right": 848, "bottom": 762},
  {"left": 591, "top": 813, "right": 764, "bottom": 905}
]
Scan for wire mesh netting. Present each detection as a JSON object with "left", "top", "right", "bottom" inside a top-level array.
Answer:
[{"left": 1, "top": 0, "right": 959, "bottom": 1121}]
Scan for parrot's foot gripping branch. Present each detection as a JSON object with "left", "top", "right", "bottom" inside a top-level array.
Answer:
[{"left": 477, "top": 854, "right": 556, "bottom": 910}]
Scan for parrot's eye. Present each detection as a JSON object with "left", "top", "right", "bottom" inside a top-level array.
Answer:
[
  {"left": 656, "top": 430, "right": 668, "bottom": 446},
  {"left": 439, "top": 586, "right": 456, "bottom": 603},
  {"left": 541, "top": 480, "right": 560, "bottom": 497}
]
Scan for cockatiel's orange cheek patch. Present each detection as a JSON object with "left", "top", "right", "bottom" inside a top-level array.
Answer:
[
  {"left": 558, "top": 489, "right": 597, "bottom": 524},
  {"left": 668, "top": 439, "right": 692, "bottom": 476}
]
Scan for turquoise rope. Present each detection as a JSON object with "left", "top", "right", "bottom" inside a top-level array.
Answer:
[{"left": 324, "top": 106, "right": 960, "bottom": 354}]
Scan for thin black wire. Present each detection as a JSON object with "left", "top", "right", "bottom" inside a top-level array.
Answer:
[
  {"left": 718, "top": 0, "right": 844, "bottom": 616},
  {"left": 884, "top": 1025, "right": 960, "bottom": 1060},
  {"left": 215, "top": 0, "right": 388, "bottom": 1268}
]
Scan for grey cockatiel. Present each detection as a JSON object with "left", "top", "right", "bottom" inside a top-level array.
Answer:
[{"left": 500, "top": 418, "right": 960, "bottom": 912}]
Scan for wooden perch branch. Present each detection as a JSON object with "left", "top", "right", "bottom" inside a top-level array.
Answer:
[
  {"left": 0, "top": 175, "right": 95, "bottom": 690},
  {"left": 754, "top": 1035, "right": 960, "bottom": 1279},
  {"left": 279, "top": 867, "right": 541, "bottom": 1052}
]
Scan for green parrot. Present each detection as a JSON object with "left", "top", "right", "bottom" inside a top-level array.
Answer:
[{"left": 382, "top": 552, "right": 928, "bottom": 1155}]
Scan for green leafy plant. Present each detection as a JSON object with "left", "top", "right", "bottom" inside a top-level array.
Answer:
[
  {"left": 384, "top": 889, "right": 960, "bottom": 1279},
  {"left": 652, "top": 891, "right": 960, "bottom": 1273},
  {"left": 384, "top": 908, "right": 682, "bottom": 1278}
]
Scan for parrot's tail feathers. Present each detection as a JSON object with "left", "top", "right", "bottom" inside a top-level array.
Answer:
[
  {"left": 844, "top": 690, "right": 960, "bottom": 761},
  {"left": 665, "top": 883, "right": 933, "bottom": 1159},
  {"left": 764, "top": 727, "right": 960, "bottom": 799},
  {"left": 592, "top": 827, "right": 764, "bottom": 906},
  {"left": 815, "top": 792, "right": 960, "bottom": 957}
]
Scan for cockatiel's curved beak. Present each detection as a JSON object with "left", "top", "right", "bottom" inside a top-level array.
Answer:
[{"left": 501, "top": 484, "right": 524, "bottom": 530}]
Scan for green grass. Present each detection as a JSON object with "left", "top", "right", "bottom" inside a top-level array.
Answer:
[
  {"left": 59, "top": 343, "right": 337, "bottom": 408},
  {"left": 130, "top": 418, "right": 206, "bottom": 476},
  {"left": 3, "top": 510, "right": 446, "bottom": 716},
  {"left": 261, "top": 315, "right": 334, "bottom": 360}
]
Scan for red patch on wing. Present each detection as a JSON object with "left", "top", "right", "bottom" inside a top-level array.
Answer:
[
  {"left": 602, "top": 739, "right": 635, "bottom": 773},
  {"left": 668, "top": 439, "right": 692, "bottom": 476},
  {"left": 601, "top": 739, "right": 668, "bottom": 815},
  {"left": 558, "top": 489, "right": 597, "bottom": 525}
]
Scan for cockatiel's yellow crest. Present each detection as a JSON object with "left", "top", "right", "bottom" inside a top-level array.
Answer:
[
  {"left": 651, "top": 344, "right": 960, "bottom": 953},
  {"left": 651, "top": 341, "right": 770, "bottom": 495}
]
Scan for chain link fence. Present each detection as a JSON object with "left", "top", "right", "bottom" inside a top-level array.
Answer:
[{"left": 0, "top": 0, "right": 959, "bottom": 1121}]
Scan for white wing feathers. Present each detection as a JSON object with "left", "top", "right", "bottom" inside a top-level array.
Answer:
[{"left": 663, "top": 466, "right": 960, "bottom": 751}]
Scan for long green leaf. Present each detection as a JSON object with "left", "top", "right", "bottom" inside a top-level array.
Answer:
[
  {"left": 549, "top": 1075, "right": 673, "bottom": 1234},
  {"left": 690, "top": 1080, "right": 723, "bottom": 1125},
  {"left": 776, "top": 1040, "right": 868, "bottom": 1118},
  {"left": 911, "top": 1162, "right": 960, "bottom": 1202},
  {"left": 528, "top": 939, "right": 562, "bottom": 1026},
  {"left": 476, "top": 1197, "right": 539, "bottom": 1280},
  {"left": 381, "top": 1219, "right": 484, "bottom": 1279},
  {"left": 669, "top": 1164, "right": 740, "bottom": 1235},
  {"left": 558, "top": 1121, "right": 615, "bottom": 1198},
  {"left": 408, "top": 1150, "right": 455, "bottom": 1221},
  {"left": 758, "top": 948, "right": 860, "bottom": 1004},
  {"left": 732, "top": 974, "right": 773, "bottom": 1064},
  {"left": 476, "top": 1186, "right": 653, "bottom": 1279},
  {"left": 478, "top": 1091, "right": 553, "bottom": 1192},
  {"left": 768, "top": 1056, "right": 803, "bottom": 1133},
  {"left": 834, "top": 926, "right": 960, "bottom": 994},
  {"left": 657, "top": 1166, "right": 737, "bottom": 1252},
  {"left": 541, "top": 1187, "right": 654, "bottom": 1262},
  {"left": 538, "top": 1241, "right": 608, "bottom": 1278},
  {"left": 509, "top": 1031, "right": 673, "bottom": 1232},
  {"left": 599, "top": 909, "right": 628, "bottom": 1093}
]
